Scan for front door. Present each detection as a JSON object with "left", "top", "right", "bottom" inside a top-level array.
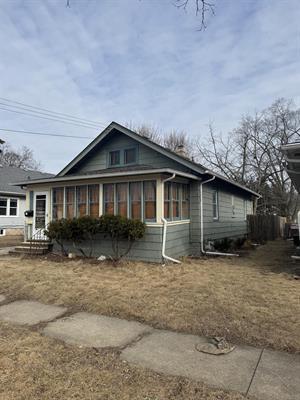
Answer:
[{"left": 33, "top": 192, "right": 48, "bottom": 237}]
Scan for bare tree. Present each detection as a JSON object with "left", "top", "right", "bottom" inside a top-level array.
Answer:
[
  {"left": 196, "top": 99, "right": 300, "bottom": 219},
  {"left": 127, "top": 122, "right": 195, "bottom": 159},
  {"left": 175, "top": 0, "right": 215, "bottom": 30},
  {"left": 126, "top": 122, "right": 163, "bottom": 144},
  {"left": 0, "top": 143, "right": 41, "bottom": 170},
  {"left": 66, "top": 0, "right": 215, "bottom": 30}
]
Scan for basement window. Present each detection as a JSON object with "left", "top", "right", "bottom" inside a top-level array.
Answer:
[{"left": 0, "top": 229, "right": 5, "bottom": 236}]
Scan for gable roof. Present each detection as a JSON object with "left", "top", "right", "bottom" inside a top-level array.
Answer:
[
  {"left": 57, "top": 121, "right": 207, "bottom": 177},
  {"left": 56, "top": 122, "right": 259, "bottom": 197},
  {"left": 0, "top": 166, "right": 53, "bottom": 196}
]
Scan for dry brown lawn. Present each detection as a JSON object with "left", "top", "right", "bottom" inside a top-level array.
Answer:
[
  {"left": 0, "top": 240, "right": 299, "bottom": 353},
  {"left": 0, "top": 322, "right": 246, "bottom": 400}
]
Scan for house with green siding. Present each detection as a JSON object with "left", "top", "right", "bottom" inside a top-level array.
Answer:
[{"left": 14, "top": 122, "right": 260, "bottom": 262}]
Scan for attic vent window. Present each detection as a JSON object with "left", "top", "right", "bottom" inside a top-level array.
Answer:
[
  {"left": 109, "top": 150, "right": 120, "bottom": 166},
  {"left": 124, "top": 148, "right": 136, "bottom": 164}
]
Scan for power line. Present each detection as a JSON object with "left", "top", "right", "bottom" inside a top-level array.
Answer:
[
  {"left": 0, "top": 127, "right": 94, "bottom": 139},
  {"left": 0, "top": 107, "right": 102, "bottom": 130},
  {"left": 0, "top": 102, "right": 102, "bottom": 129},
  {"left": 0, "top": 96, "right": 108, "bottom": 127}
]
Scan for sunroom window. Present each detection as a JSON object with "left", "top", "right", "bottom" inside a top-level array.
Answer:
[
  {"left": 163, "top": 182, "right": 190, "bottom": 221},
  {"left": 103, "top": 184, "right": 114, "bottom": 215},
  {"left": 130, "top": 182, "right": 142, "bottom": 220},
  {"left": 144, "top": 181, "right": 156, "bottom": 221},
  {"left": 52, "top": 188, "right": 64, "bottom": 220},
  {"left": 116, "top": 183, "right": 128, "bottom": 217}
]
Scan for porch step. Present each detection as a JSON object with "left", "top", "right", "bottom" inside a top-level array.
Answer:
[{"left": 9, "top": 240, "right": 53, "bottom": 256}]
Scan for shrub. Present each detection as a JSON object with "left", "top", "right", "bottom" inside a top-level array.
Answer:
[
  {"left": 213, "top": 237, "right": 233, "bottom": 252},
  {"left": 45, "top": 215, "right": 146, "bottom": 260},
  {"left": 100, "top": 214, "right": 146, "bottom": 261},
  {"left": 45, "top": 219, "right": 70, "bottom": 256}
]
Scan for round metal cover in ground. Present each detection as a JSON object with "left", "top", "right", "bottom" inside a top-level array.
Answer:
[{"left": 196, "top": 337, "right": 235, "bottom": 355}]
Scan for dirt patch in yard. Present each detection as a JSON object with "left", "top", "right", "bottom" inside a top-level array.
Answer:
[
  {"left": 0, "top": 240, "right": 299, "bottom": 353},
  {"left": 0, "top": 322, "right": 247, "bottom": 400}
]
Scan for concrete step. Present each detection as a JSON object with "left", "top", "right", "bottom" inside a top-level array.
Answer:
[
  {"left": 9, "top": 249, "right": 46, "bottom": 256},
  {"left": 21, "top": 242, "right": 51, "bottom": 249}
]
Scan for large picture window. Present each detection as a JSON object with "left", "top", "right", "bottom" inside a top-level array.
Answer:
[
  {"left": 144, "top": 181, "right": 156, "bottom": 221},
  {"left": 52, "top": 188, "right": 64, "bottom": 220}
]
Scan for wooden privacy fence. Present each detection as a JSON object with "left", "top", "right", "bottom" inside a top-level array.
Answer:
[{"left": 247, "top": 215, "right": 286, "bottom": 243}]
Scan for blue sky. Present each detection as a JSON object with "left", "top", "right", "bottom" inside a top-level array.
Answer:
[{"left": 0, "top": 0, "right": 300, "bottom": 173}]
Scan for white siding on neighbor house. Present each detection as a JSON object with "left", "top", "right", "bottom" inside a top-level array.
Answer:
[{"left": 0, "top": 195, "right": 26, "bottom": 229}]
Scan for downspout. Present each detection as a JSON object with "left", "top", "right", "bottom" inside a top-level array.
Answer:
[
  {"left": 162, "top": 173, "right": 181, "bottom": 265},
  {"left": 200, "top": 173, "right": 239, "bottom": 257}
]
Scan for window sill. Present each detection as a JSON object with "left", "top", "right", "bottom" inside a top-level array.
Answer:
[{"left": 146, "top": 219, "right": 190, "bottom": 227}]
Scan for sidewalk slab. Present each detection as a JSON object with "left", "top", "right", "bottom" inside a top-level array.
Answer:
[
  {"left": 0, "top": 300, "right": 67, "bottom": 325},
  {"left": 43, "top": 312, "right": 153, "bottom": 348},
  {"left": 248, "top": 349, "right": 300, "bottom": 400},
  {"left": 121, "top": 329, "right": 260, "bottom": 393}
]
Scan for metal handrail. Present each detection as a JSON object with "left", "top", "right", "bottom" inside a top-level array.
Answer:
[{"left": 27, "top": 223, "right": 50, "bottom": 254}]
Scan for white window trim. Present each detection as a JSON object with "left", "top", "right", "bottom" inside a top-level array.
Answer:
[
  {"left": 212, "top": 190, "right": 219, "bottom": 220},
  {"left": 0, "top": 197, "right": 19, "bottom": 217},
  {"left": 231, "top": 195, "right": 235, "bottom": 218}
]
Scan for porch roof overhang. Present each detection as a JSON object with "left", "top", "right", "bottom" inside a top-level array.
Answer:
[
  {"left": 281, "top": 143, "right": 300, "bottom": 192},
  {"left": 12, "top": 168, "right": 201, "bottom": 187}
]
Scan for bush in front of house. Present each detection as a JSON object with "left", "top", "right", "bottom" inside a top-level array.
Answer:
[
  {"left": 45, "top": 215, "right": 146, "bottom": 260},
  {"left": 100, "top": 214, "right": 146, "bottom": 261},
  {"left": 45, "top": 219, "right": 71, "bottom": 257}
]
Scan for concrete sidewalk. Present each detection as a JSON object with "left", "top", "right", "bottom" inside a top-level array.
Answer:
[{"left": 0, "top": 298, "right": 299, "bottom": 400}]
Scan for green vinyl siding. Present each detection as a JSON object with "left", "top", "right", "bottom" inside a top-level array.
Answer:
[{"left": 69, "top": 131, "right": 190, "bottom": 174}]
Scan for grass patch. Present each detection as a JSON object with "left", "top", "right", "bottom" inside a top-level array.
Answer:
[
  {"left": 0, "top": 240, "right": 299, "bottom": 353},
  {"left": 0, "top": 322, "right": 246, "bottom": 400}
]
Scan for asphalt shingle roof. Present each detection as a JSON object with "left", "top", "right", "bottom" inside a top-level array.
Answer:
[{"left": 0, "top": 166, "right": 53, "bottom": 195}]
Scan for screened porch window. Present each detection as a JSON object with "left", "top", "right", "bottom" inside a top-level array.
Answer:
[
  {"left": 130, "top": 182, "right": 142, "bottom": 220},
  {"left": 163, "top": 182, "right": 190, "bottom": 221},
  {"left": 65, "top": 187, "right": 75, "bottom": 219},
  {"left": 164, "top": 182, "right": 171, "bottom": 220},
  {"left": 88, "top": 185, "right": 99, "bottom": 217},
  {"left": 116, "top": 183, "right": 128, "bottom": 217},
  {"left": 172, "top": 183, "right": 180, "bottom": 219},
  {"left": 76, "top": 186, "right": 87, "bottom": 217},
  {"left": 144, "top": 181, "right": 156, "bottom": 221},
  {"left": 52, "top": 188, "right": 64, "bottom": 220},
  {"left": 103, "top": 184, "right": 114, "bottom": 215},
  {"left": 181, "top": 184, "right": 190, "bottom": 219}
]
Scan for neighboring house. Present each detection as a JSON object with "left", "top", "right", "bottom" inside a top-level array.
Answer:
[
  {"left": 14, "top": 122, "right": 260, "bottom": 262},
  {"left": 282, "top": 143, "right": 300, "bottom": 193},
  {"left": 0, "top": 166, "right": 53, "bottom": 243},
  {"left": 282, "top": 143, "right": 300, "bottom": 242}
]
